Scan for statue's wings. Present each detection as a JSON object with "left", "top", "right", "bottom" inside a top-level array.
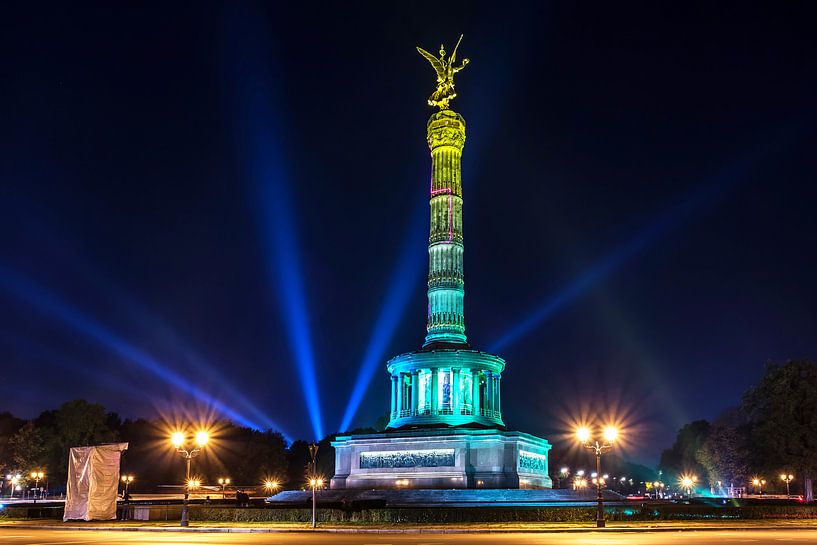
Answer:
[
  {"left": 417, "top": 46, "right": 445, "bottom": 78},
  {"left": 450, "top": 34, "right": 464, "bottom": 65}
]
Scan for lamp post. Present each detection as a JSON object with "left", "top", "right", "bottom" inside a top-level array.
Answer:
[
  {"left": 121, "top": 474, "right": 134, "bottom": 496},
  {"left": 120, "top": 474, "right": 134, "bottom": 520},
  {"left": 171, "top": 429, "right": 209, "bottom": 527},
  {"left": 751, "top": 477, "right": 766, "bottom": 495},
  {"left": 559, "top": 467, "right": 569, "bottom": 488},
  {"left": 308, "top": 442, "right": 319, "bottom": 529},
  {"left": 30, "top": 471, "right": 44, "bottom": 502},
  {"left": 576, "top": 425, "right": 618, "bottom": 528},
  {"left": 8, "top": 474, "right": 21, "bottom": 499},
  {"left": 781, "top": 474, "right": 794, "bottom": 498},
  {"left": 218, "top": 478, "right": 230, "bottom": 500}
]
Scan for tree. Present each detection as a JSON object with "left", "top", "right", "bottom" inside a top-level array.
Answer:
[
  {"left": 286, "top": 440, "right": 311, "bottom": 488},
  {"left": 695, "top": 410, "right": 749, "bottom": 491},
  {"left": 0, "top": 411, "right": 25, "bottom": 474},
  {"left": 222, "top": 427, "right": 288, "bottom": 484},
  {"left": 743, "top": 360, "right": 817, "bottom": 501},
  {"left": 40, "top": 400, "right": 118, "bottom": 483},
  {"left": 8, "top": 421, "right": 47, "bottom": 471},
  {"left": 658, "top": 420, "right": 710, "bottom": 483}
]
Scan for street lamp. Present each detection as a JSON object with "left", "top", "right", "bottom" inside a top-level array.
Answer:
[
  {"left": 308, "top": 442, "right": 319, "bottom": 529},
  {"left": 780, "top": 474, "right": 794, "bottom": 497},
  {"left": 218, "top": 478, "right": 231, "bottom": 499},
  {"left": 120, "top": 475, "right": 134, "bottom": 520},
  {"left": 30, "top": 471, "right": 44, "bottom": 502},
  {"left": 7, "top": 474, "right": 21, "bottom": 499},
  {"left": 576, "top": 425, "right": 619, "bottom": 528},
  {"left": 171, "top": 429, "right": 209, "bottom": 527},
  {"left": 679, "top": 474, "right": 698, "bottom": 497},
  {"left": 121, "top": 474, "right": 134, "bottom": 495},
  {"left": 264, "top": 479, "right": 279, "bottom": 495},
  {"left": 559, "top": 467, "right": 569, "bottom": 488},
  {"left": 751, "top": 477, "right": 766, "bottom": 495}
]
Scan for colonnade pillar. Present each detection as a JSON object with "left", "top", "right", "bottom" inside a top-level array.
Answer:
[
  {"left": 472, "top": 371, "right": 481, "bottom": 416},
  {"left": 430, "top": 369, "right": 438, "bottom": 414},
  {"left": 452, "top": 368, "right": 460, "bottom": 415},
  {"left": 390, "top": 375, "right": 398, "bottom": 416},
  {"left": 494, "top": 375, "right": 502, "bottom": 412},
  {"left": 487, "top": 371, "right": 495, "bottom": 413},
  {"left": 410, "top": 371, "right": 419, "bottom": 414},
  {"left": 395, "top": 374, "right": 403, "bottom": 416}
]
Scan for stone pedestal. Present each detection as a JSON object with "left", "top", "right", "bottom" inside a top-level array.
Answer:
[{"left": 331, "top": 428, "right": 552, "bottom": 490}]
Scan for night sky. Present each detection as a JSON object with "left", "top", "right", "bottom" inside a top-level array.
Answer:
[{"left": 2, "top": 1, "right": 816, "bottom": 465}]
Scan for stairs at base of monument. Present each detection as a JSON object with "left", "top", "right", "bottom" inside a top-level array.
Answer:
[{"left": 266, "top": 488, "right": 623, "bottom": 508}]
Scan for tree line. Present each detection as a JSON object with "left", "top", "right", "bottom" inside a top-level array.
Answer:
[
  {"left": 0, "top": 399, "right": 373, "bottom": 493},
  {"left": 658, "top": 360, "right": 817, "bottom": 500}
]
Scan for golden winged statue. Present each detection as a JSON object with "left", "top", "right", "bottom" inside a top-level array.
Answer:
[{"left": 417, "top": 35, "right": 470, "bottom": 110}]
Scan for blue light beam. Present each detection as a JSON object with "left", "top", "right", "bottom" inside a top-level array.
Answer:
[
  {"left": 0, "top": 264, "right": 280, "bottom": 436},
  {"left": 339, "top": 202, "right": 427, "bottom": 432},
  {"left": 224, "top": 7, "right": 324, "bottom": 441},
  {"left": 254, "top": 171, "right": 324, "bottom": 440},
  {"left": 488, "top": 155, "right": 758, "bottom": 354}
]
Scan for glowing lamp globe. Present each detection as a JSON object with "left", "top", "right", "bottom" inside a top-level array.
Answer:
[
  {"left": 603, "top": 426, "right": 618, "bottom": 443},
  {"left": 171, "top": 432, "right": 185, "bottom": 448},
  {"left": 576, "top": 427, "right": 591, "bottom": 443},
  {"left": 195, "top": 431, "right": 209, "bottom": 447}
]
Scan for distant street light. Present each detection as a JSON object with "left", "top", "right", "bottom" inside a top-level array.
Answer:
[
  {"left": 218, "top": 477, "right": 231, "bottom": 499},
  {"left": 780, "top": 474, "right": 794, "bottom": 497},
  {"left": 559, "top": 467, "right": 569, "bottom": 488},
  {"left": 751, "top": 477, "right": 766, "bottom": 495},
  {"left": 121, "top": 474, "right": 134, "bottom": 496},
  {"left": 679, "top": 474, "right": 698, "bottom": 497},
  {"left": 7, "top": 474, "right": 21, "bottom": 499},
  {"left": 576, "top": 425, "right": 619, "bottom": 528},
  {"left": 171, "top": 429, "right": 209, "bottom": 527},
  {"left": 264, "top": 479, "right": 279, "bottom": 495},
  {"left": 308, "top": 442, "right": 319, "bottom": 529},
  {"left": 30, "top": 471, "right": 44, "bottom": 502}
]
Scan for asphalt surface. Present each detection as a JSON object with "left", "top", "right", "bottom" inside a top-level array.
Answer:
[{"left": 2, "top": 528, "right": 817, "bottom": 544}]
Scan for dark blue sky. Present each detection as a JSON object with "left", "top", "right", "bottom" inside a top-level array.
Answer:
[{"left": 2, "top": 1, "right": 815, "bottom": 464}]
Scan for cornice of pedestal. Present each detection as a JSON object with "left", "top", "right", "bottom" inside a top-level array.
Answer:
[{"left": 387, "top": 348, "right": 506, "bottom": 375}]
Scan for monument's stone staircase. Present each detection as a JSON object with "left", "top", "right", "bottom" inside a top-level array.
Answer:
[{"left": 267, "top": 488, "right": 624, "bottom": 508}]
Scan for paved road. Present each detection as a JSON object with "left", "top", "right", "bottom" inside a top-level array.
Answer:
[{"left": 2, "top": 528, "right": 817, "bottom": 545}]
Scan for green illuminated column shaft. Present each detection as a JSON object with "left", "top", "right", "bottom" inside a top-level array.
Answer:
[{"left": 424, "top": 110, "right": 467, "bottom": 346}]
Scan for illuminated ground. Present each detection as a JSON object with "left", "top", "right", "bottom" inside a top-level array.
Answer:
[{"left": 2, "top": 527, "right": 817, "bottom": 544}]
